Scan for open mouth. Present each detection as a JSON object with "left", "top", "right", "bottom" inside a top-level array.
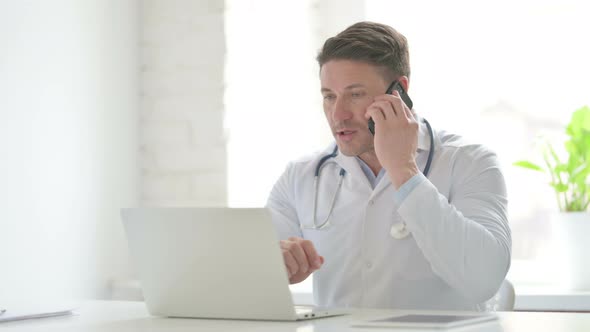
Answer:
[{"left": 337, "top": 129, "right": 356, "bottom": 141}]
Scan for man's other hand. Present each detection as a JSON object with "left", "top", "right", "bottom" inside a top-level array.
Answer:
[{"left": 280, "top": 237, "right": 324, "bottom": 284}]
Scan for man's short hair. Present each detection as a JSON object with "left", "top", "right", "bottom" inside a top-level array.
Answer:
[{"left": 316, "top": 21, "right": 410, "bottom": 80}]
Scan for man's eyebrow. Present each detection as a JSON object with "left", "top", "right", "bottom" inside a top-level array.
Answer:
[
  {"left": 344, "top": 83, "right": 366, "bottom": 90},
  {"left": 321, "top": 83, "right": 366, "bottom": 93}
]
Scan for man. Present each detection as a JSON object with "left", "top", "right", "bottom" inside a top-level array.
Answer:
[{"left": 266, "top": 21, "right": 511, "bottom": 310}]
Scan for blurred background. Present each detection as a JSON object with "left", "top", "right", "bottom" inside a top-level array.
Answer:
[{"left": 1, "top": 0, "right": 589, "bottom": 301}]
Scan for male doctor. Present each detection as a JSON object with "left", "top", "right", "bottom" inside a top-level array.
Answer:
[{"left": 266, "top": 21, "right": 511, "bottom": 310}]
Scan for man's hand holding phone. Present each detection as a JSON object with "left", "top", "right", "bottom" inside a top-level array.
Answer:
[
  {"left": 280, "top": 237, "right": 324, "bottom": 284},
  {"left": 365, "top": 88, "right": 420, "bottom": 189}
]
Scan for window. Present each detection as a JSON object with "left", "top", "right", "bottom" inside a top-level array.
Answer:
[
  {"left": 366, "top": 0, "right": 590, "bottom": 285},
  {"left": 226, "top": 0, "right": 590, "bottom": 291},
  {"left": 225, "top": 0, "right": 332, "bottom": 209}
]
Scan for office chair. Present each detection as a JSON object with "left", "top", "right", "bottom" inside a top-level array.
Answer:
[{"left": 483, "top": 279, "right": 515, "bottom": 311}]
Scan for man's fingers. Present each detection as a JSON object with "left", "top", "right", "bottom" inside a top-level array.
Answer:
[
  {"left": 372, "top": 100, "right": 397, "bottom": 119},
  {"left": 280, "top": 238, "right": 323, "bottom": 281},
  {"left": 282, "top": 250, "right": 298, "bottom": 277},
  {"left": 281, "top": 239, "right": 310, "bottom": 274},
  {"left": 374, "top": 93, "right": 408, "bottom": 118},
  {"left": 365, "top": 107, "right": 386, "bottom": 124},
  {"left": 290, "top": 242, "right": 310, "bottom": 273},
  {"left": 300, "top": 240, "right": 322, "bottom": 269},
  {"left": 403, "top": 106, "right": 417, "bottom": 122}
]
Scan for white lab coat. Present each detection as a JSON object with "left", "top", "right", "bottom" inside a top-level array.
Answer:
[{"left": 266, "top": 119, "right": 511, "bottom": 310}]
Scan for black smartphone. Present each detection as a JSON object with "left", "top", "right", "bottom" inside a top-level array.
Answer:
[{"left": 368, "top": 80, "right": 413, "bottom": 135}]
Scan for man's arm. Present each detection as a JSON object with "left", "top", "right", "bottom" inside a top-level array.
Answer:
[
  {"left": 398, "top": 146, "right": 511, "bottom": 304},
  {"left": 266, "top": 162, "right": 303, "bottom": 239},
  {"left": 266, "top": 163, "right": 324, "bottom": 284},
  {"left": 366, "top": 92, "right": 510, "bottom": 303}
]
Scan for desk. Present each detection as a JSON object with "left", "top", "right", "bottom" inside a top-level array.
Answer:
[
  {"left": 515, "top": 287, "right": 590, "bottom": 312},
  {"left": 113, "top": 278, "right": 590, "bottom": 312},
  {"left": 2, "top": 300, "right": 590, "bottom": 332}
]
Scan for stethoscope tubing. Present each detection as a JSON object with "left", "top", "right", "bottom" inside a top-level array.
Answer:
[{"left": 305, "top": 118, "right": 435, "bottom": 234}]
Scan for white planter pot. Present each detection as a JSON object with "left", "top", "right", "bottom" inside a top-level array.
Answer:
[{"left": 551, "top": 212, "right": 590, "bottom": 290}]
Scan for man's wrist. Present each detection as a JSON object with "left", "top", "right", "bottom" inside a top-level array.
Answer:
[{"left": 387, "top": 163, "right": 420, "bottom": 189}]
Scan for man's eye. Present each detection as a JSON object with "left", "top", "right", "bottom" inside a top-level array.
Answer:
[
  {"left": 323, "top": 95, "right": 336, "bottom": 101},
  {"left": 351, "top": 92, "right": 365, "bottom": 98}
]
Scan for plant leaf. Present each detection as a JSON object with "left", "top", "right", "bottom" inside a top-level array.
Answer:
[
  {"left": 513, "top": 160, "right": 544, "bottom": 172},
  {"left": 546, "top": 143, "right": 561, "bottom": 165},
  {"left": 551, "top": 183, "right": 569, "bottom": 193},
  {"left": 571, "top": 162, "right": 590, "bottom": 183},
  {"left": 554, "top": 163, "right": 569, "bottom": 174},
  {"left": 566, "top": 106, "right": 590, "bottom": 138}
]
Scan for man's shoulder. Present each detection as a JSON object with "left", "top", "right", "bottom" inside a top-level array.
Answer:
[
  {"left": 287, "top": 144, "right": 336, "bottom": 167},
  {"left": 438, "top": 130, "right": 495, "bottom": 153},
  {"left": 436, "top": 130, "right": 499, "bottom": 167}
]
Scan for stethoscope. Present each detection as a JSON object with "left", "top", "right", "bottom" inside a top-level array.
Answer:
[{"left": 302, "top": 118, "right": 435, "bottom": 240}]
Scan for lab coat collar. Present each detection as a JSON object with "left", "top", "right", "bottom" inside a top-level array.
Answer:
[{"left": 331, "top": 145, "right": 374, "bottom": 192}]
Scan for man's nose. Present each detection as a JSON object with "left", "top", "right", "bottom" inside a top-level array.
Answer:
[{"left": 332, "top": 98, "right": 353, "bottom": 122}]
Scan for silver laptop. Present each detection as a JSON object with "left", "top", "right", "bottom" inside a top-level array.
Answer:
[{"left": 121, "top": 207, "right": 345, "bottom": 321}]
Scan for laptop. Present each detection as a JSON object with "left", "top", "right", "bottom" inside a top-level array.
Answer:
[{"left": 121, "top": 207, "right": 346, "bottom": 321}]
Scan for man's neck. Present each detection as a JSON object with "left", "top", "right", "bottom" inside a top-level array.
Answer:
[{"left": 358, "top": 151, "right": 382, "bottom": 176}]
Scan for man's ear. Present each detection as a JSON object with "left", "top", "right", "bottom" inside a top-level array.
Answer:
[{"left": 399, "top": 76, "right": 410, "bottom": 92}]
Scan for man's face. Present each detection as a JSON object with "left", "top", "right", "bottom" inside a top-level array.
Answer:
[{"left": 320, "top": 59, "right": 389, "bottom": 157}]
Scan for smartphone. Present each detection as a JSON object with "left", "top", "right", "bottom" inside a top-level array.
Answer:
[{"left": 368, "top": 80, "right": 413, "bottom": 135}]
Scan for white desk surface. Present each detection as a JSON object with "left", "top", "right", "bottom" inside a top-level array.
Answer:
[
  {"left": 514, "top": 287, "right": 590, "bottom": 312},
  {"left": 2, "top": 300, "right": 590, "bottom": 332}
]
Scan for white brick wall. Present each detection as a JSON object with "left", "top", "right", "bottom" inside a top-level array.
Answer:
[
  {"left": 140, "top": 0, "right": 226, "bottom": 206},
  {"left": 138, "top": 0, "right": 365, "bottom": 207}
]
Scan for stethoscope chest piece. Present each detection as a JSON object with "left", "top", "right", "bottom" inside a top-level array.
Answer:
[{"left": 390, "top": 222, "right": 410, "bottom": 239}]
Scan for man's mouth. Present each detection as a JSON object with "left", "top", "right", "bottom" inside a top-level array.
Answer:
[{"left": 336, "top": 129, "right": 356, "bottom": 141}]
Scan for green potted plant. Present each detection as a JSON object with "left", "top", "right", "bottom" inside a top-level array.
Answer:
[
  {"left": 514, "top": 105, "right": 590, "bottom": 211},
  {"left": 514, "top": 105, "right": 590, "bottom": 290}
]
